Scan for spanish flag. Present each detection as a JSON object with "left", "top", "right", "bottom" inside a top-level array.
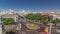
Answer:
[{"left": 44, "top": 27, "right": 49, "bottom": 34}]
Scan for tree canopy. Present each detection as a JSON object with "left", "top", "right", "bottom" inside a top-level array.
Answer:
[
  {"left": 25, "top": 13, "right": 50, "bottom": 24},
  {"left": 25, "top": 14, "right": 44, "bottom": 21},
  {"left": 42, "top": 18, "right": 50, "bottom": 25},
  {"left": 53, "top": 18, "right": 60, "bottom": 24},
  {"left": 5, "top": 30, "right": 16, "bottom": 34},
  {"left": 3, "top": 18, "right": 15, "bottom": 25}
]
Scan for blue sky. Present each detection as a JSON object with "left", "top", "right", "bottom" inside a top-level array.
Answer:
[{"left": 0, "top": 0, "right": 60, "bottom": 11}]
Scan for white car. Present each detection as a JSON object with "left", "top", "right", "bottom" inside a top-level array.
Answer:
[{"left": 56, "top": 28, "right": 60, "bottom": 33}]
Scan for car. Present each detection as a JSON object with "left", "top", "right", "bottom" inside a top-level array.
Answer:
[{"left": 56, "top": 28, "right": 60, "bottom": 33}]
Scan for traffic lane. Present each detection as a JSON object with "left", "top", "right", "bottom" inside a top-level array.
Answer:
[{"left": 51, "top": 27, "right": 60, "bottom": 34}]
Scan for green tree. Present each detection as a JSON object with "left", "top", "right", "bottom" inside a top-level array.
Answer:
[
  {"left": 5, "top": 30, "right": 16, "bottom": 34},
  {"left": 25, "top": 14, "right": 50, "bottom": 24},
  {"left": 25, "top": 14, "right": 44, "bottom": 21},
  {"left": 25, "top": 13, "right": 51, "bottom": 25},
  {"left": 42, "top": 18, "right": 50, "bottom": 25},
  {"left": 3, "top": 18, "right": 15, "bottom": 25},
  {"left": 53, "top": 18, "right": 60, "bottom": 24}
]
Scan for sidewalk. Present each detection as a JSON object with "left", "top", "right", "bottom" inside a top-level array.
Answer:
[{"left": 0, "top": 25, "right": 3, "bottom": 34}]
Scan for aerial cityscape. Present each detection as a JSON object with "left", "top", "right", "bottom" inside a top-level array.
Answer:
[{"left": 0, "top": 0, "right": 60, "bottom": 34}]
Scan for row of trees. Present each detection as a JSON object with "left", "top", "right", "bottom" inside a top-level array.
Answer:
[{"left": 25, "top": 13, "right": 60, "bottom": 25}]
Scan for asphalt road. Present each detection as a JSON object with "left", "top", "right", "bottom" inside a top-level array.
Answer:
[{"left": 51, "top": 26, "right": 60, "bottom": 34}]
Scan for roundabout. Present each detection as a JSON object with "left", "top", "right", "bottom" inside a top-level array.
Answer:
[{"left": 26, "top": 24, "right": 39, "bottom": 30}]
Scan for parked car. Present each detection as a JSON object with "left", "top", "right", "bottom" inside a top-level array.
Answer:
[{"left": 56, "top": 27, "right": 60, "bottom": 33}]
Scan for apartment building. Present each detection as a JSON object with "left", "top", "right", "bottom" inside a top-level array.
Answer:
[
  {"left": 1, "top": 13, "right": 19, "bottom": 22},
  {"left": 0, "top": 9, "right": 15, "bottom": 15}
]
